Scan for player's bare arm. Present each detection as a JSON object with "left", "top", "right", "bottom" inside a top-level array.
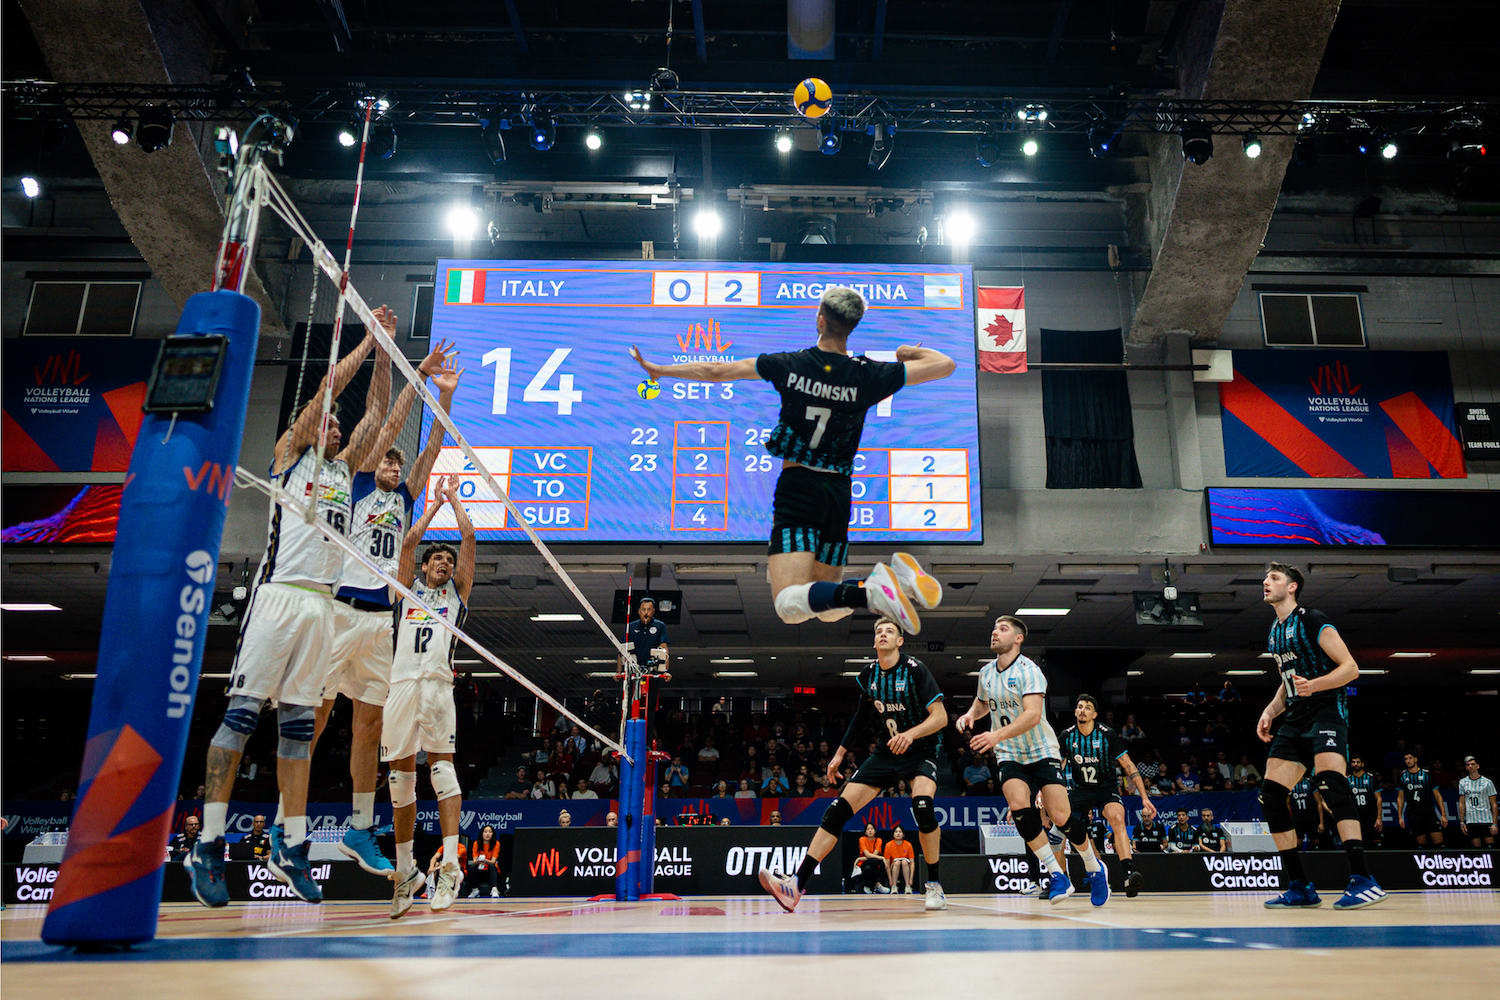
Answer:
[
  {"left": 895, "top": 343, "right": 957, "bottom": 386},
  {"left": 405, "top": 360, "right": 461, "bottom": 497},
  {"left": 339, "top": 331, "right": 391, "bottom": 468},
  {"left": 953, "top": 694, "right": 987, "bottom": 735},
  {"left": 1118, "top": 750, "right": 1157, "bottom": 820},
  {"left": 277, "top": 318, "right": 378, "bottom": 468},
  {"left": 1292, "top": 626, "right": 1359, "bottom": 697},
  {"left": 1257, "top": 684, "right": 1288, "bottom": 743},
  {"left": 970, "top": 692, "right": 1043, "bottom": 754},
  {"left": 353, "top": 338, "right": 455, "bottom": 472},
  {"left": 889, "top": 699, "right": 946, "bottom": 756},
  {"left": 398, "top": 473, "right": 453, "bottom": 580},
  {"left": 629, "top": 345, "right": 759, "bottom": 383},
  {"left": 443, "top": 475, "right": 477, "bottom": 603}
]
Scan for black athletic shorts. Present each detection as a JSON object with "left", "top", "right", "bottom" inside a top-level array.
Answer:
[
  {"left": 768, "top": 465, "right": 851, "bottom": 567},
  {"left": 1406, "top": 806, "right": 1439, "bottom": 836},
  {"left": 998, "top": 758, "right": 1066, "bottom": 796},
  {"left": 850, "top": 749, "right": 938, "bottom": 789},
  {"left": 1069, "top": 787, "right": 1123, "bottom": 813},
  {"left": 1268, "top": 704, "right": 1349, "bottom": 766}
]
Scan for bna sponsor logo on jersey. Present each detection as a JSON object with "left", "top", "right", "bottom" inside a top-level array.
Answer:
[
  {"left": 1413, "top": 853, "right": 1493, "bottom": 886},
  {"left": 1200, "top": 854, "right": 1283, "bottom": 889}
]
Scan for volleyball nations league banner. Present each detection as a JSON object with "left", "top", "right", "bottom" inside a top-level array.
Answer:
[{"left": 1219, "top": 350, "right": 1464, "bottom": 479}]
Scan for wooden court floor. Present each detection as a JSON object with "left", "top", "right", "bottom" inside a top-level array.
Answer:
[{"left": 3, "top": 891, "right": 1498, "bottom": 999}]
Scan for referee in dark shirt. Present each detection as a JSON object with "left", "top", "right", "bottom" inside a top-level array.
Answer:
[{"left": 621, "top": 596, "right": 671, "bottom": 680}]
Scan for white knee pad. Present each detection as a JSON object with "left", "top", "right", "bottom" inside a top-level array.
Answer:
[
  {"left": 815, "top": 606, "right": 853, "bottom": 622},
  {"left": 389, "top": 769, "right": 417, "bottom": 809},
  {"left": 430, "top": 759, "right": 461, "bottom": 801},
  {"left": 773, "top": 584, "right": 815, "bottom": 625}
]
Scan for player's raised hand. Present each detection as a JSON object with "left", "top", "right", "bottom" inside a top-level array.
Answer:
[
  {"left": 629, "top": 345, "right": 660, "bottom": 377},
  {"left": 887, "top": 731, "right": 912, "bottom": 756},
  {"left": 371, "top": 305, "right": 398, "bottom": 336},
  {"left": 434, "top": 362, "right": 463, "bottom": 397},
  {"left": 420, "top": 338, "right": 457, "bottom": 377},
  {"left": 1290, "top": 673, "right": 1314, "bottom": 698},
  {"left": 1256, "top": 711, "right": 1274, "bottom": 743},
  {"left": 955, "top": 713, "right": 974, "bottom": 735}
]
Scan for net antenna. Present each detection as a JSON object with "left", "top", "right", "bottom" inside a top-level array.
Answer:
[{"left": 214, "top": 112, "right": 637, "bottom": 759}]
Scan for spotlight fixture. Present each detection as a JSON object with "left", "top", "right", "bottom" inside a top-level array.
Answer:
[
  {"left": 975, "top": 131, "right": 1002, "bottom": 167},
  {"left": 529, "top": 110, "right": 555, "bottom": 151},
  {"left": 624, "top": 90, "right": 652, "bottom": 113},
  {"left": 336, "top": 127, "right": 357, "bottom": 148},
  {"left": 1021, "top": 137, "right": 1039, "bottom": 157},
  {"left": 584, "top": 129, "right": 603, "bottom": 151},
  {"left": 109, "top": 118, "right": 133, "bottom": 145},
  {"left": 774, "top": 128, "right": 793, "bottom": 154},
  {"left": 1087, "top": 126, "right": 1115, "bottom": 158},
  {"left": 1180, "top": 119, "right": 1213, "bottom": 165},
  {"left": 1380, "top": 138, "right": 1399, "bottom": 159},
  {"left": 868, "top": 121, "right": 894, "bottom": 171},
  {"left": 446, "top": 204, "right": 479, "bottom": 240},
  {"left": 1017, "top": 103, "right": 1049, "bottom": 123},
  {"left": 369, "top": 123, "right": 398, "bottom": 159},
  {"left": 136, "top": 104, "right": 175, "bottom": 153},
  {"left": 1297, "top": 111, "right": 1318, "bottom": 132},
  {"left": 692, "top": 207, "right": 723, "bottom": 240},
  {"left": 945, "top": 209, "right": 977, "bottom": 245},
  {"left": 1242, "top": 134, "right": 1263, "bottom": 158},
  {"left": 481, "top": 117, "right": 508, "bottom": 164},
  {"left": 20, "top": 175, "right": 40, "bottom": 199},
  {"left": 649, "top": 67, "right": 680, "bottom": 92},
  {"left": 819, "top": 118, "right": 841, "bottom": 155}
]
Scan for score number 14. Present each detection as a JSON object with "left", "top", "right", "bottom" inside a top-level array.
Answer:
[{"left": 481, "top": 347, "right": 583, "bottom": 415}]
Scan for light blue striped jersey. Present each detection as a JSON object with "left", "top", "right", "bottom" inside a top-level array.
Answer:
[{"left": 977, "top": 653, "right": 1060, "bottom": 764}]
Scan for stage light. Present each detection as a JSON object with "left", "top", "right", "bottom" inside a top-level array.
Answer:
[
  {"left": 110, "top": 118, "right": 133, "bottom": 145},
  {"left": 975, "top": 131, "right": 1001, "bottom": 166},
  {"left": 1298, "top": 111, "right": 1318, "bottom": 132},
  {"left": 336, "top": 128, "right": 357, "bottom": 148},
  {"left": 774, "top": 129, "right": 793, "bottom": 154},
  {"left": 1087, "top": 126, "right": 1115, "bottom": 158},
  {"left": 945, "top": 209, "right": 976, "bottom": 245},
  {"left": 446, "top": 204, "right": 479, "bottom": 240},
  {"left": 1242, "top": 134, "right": 1262, "bottom": 158},
  {"left": 819, "top": 119, "right": 841, "bottom": 155},
  {"left": 868, "top": 121, "right": 894, "bottom": 171},
  {"left": 20, "top": 176, "right": 40, "bottom": 199},
  {"left": 1180, "top": 119, "right": 1213, "bottom": 165},
  {"left": 529, "top": 110, "right": 555, "bottom": 151},
  {"left": 369, "top": 123, "right": 397, "bottom": 159},
  {"left": 693, "top": 207, "right": 723, "bottom": 239},
  {"left": 624, "top": 90, "right": 652, "bottom": 112},
  {"left": 1021, "top": 137, "right": 1039, "bottom": 157},
  {"left": 584, "top": 129, "right": 603, "bottom": 151},
  {"left": 1380, "top": 139, "right": 1399, "bottom": 159},
  {"left": 1017, "top": 103, "right": 1048, "bottom": 123},
  {"left": 136, "top": 104, "right": 175, "bottom": 152}
]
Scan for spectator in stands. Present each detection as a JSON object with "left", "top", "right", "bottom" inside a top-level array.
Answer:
[
  {"left": 894, "top": 779, "right": 911, "bottom": 799},
  {"left": 558, "top": 809, "right": 572, "bottom": 828},
  {"left": 884, "top": 826, "right": 916, "bottom": 893},
  {"left": 1136, "top": 748, "right": 1163, "bottom": 788},
  {"left": 1195, "top": 808, "right": 1227, "bottom": 854},
  {"left": 572, "top": 779, "right": 598, "bottom": 800},
  {"left": 168, "top": 815, "right": 201, "bottom": 861},
  {"left": 697, "top": 736, "right": 721, "bottom": 764},
  {"left": 504, "top": 765, "right": 532, "bottom": 800},
  {"left": 1219, "top": 680, "right": 1241, "bottom": 703},
  {"left": 769, "top": 811, "right": 782, "bottom": 827},
  {"left": 606, "top": 811, "right": 618, "bottom": 828},
  {"left": 713, "top": 781, "right": 732, "bottom": 798},
  {"left": 792, "top": 774, "right": 811, "bottom": 797},
  {"left": 852, "top": 823, "right": 890, "bottom": 894},
  {"left": 533, "top": 738, "right": 553, "bottom": 766},
  {"left": 1166, "top": 809, "right": 1197, "bottom": 853},
  {"left": 1174, "top": 761, "right": 1200, "bottom": 794},
  {"left": 1152, "top": 770, "right": 1175, "bottom": 798},
  {"left": 1133, "top": 811, "right": 1167, "bottom": 853},
  {"left": 734, "top": 779, "right": 756, "bottom": 799},
  {"left": 1211, "top": 751, "right": 1233, "bottom": 787},
  {"left": 1120, "top": 714, "right": 1145, "bottom": 744},
  {"left": 742, "top": 745, "right": 761, "bottom": 782},
  {"left": 467, "top": 825, "right": 502, "bottom": 898},
  {"left": 711, "top": 696, "right": 730, "bottom": 722},
  {"left": 962, "top": 754, "right": 991, "bottom": 795},
  {"left": 814, "top": 776, "right": 837, "bottom": 798},
  {"left": 243, "top": 814, "right": 271, "bottom": 860},
  {"left": 1175, "top": 725, "right": 1194, "bottom": 752},
  {"left": 1199, "top": 722, "right": 1220, "bottom": 754},
  {"left": 720, "top": 817, "right": 732, "bottom": 826},
  {"left": 531, "top": 775, "right": 556, "bottom": 799},
  {"left": 564, "top": 725, "right": 588, "bottom": 758},
  {"left": 588, "top": 757, "right": 617, "bottom": 795},
  {"left": 761, "top": 765, "right": 790, "bottom": 797},
  {"left": 1233, "top": 754, "right": 1262, "bottom": 789},
  {"left": 660, "top": 782, "right": 672, "bottom": 803},
  {"left": 666, "top": 755, "right": 691, "bottom": 791}
]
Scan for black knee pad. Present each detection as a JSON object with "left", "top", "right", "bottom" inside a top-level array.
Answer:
[
  {"left": 819, "top": 796, "right": 855, "bottom": 836},
  {"left": 912, "top": 795, "right": 939, "bottom": 834},
  {"left": 1314, "top": 770, "right": 1358, "bottom": 823},
  {"left": 1260, "top": 779, "right": 1295, "bottom": 834},
  {"left": 1060, "top": 812, "right": 1091, "bottom": 846},
  {"left": 1013, "top": 806, "right": 1044, "bottom": 842}
]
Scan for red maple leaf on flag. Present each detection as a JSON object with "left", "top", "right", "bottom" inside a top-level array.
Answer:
[{"left": 983, "top": 314, "right": 1016, "bottom": 349}]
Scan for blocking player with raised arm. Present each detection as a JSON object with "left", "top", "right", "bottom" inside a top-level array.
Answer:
[
  {"left": 386, "top": 474, "right": 475, "bottom": 917},
  {"left": 1348, "top": 755, "right": 1383, "bottom": 847},
  {"left": 759, "top": 618, "right": 950, "bottom": 913},
  {"left": 954, "top": 616, "right": 1111, "bottom": 907},
  {"left": 1060, "top": 694, "right": 1156, "bottom": 897},
  {"left": 1458, "top": 756, "right": 1497, "bottom": 848},
  {"left": 301, "top": 339, "right": 460, "bottom": 876},
  {"left": 185, "top": 312, "right": 387, "bottom": 908},
  {"left": 630, "top": 286, "right": 955, "bottom": 635},
  {"left": 1256, "top": 562, "right": 1386, "bottom": 910},
  {"left": 1396, "top": 751, "right": 1448, "bottom": 850}
]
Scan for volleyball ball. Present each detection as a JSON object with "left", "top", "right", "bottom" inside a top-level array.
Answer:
[
  {"left": 637, "top": 378, "right": 661, "bottom": 400},
  {"left": 793, "top": 78, "right": 833, "bottom": 119}
]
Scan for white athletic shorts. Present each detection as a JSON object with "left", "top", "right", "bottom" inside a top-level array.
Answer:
[
  {"left": 381, "top": 676, "right": 457, "bottom": 762},
  {"left": 228, "top": 582, "right": 335, "bottom": 707},
  {"left": 323, "top": 602, "right": 393, "bottom": 705}
]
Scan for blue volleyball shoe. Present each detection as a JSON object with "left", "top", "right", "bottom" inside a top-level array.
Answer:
[
  {"left": 1332, "top": 875, "right": 1388, "bottom": 910},
  {"left": 184, "top": 837, "right": 229, "bottom": 908},
  {"left": 1264, "top": 880, "right": 1322, "bottom": 908},
  {"left": 269, "top": 840, "right": 324, "bottom": 903},
  {"left": 339, "top": 826, "right": 395, "bottom": 877},
  {"left": 1045, "top": 870, "right": 1076, "bottom": 904},
  {"left": 1084, "top": 860, "right": 1111, "bottom": 906}
]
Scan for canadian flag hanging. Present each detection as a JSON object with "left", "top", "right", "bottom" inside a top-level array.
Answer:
[{"left": 975, "top": 286, "right": 1027, "bottom": 374}]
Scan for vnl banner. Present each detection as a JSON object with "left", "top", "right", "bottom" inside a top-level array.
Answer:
[{"left": 1219, "top": 349, "right": 1465, "bottom": 479}]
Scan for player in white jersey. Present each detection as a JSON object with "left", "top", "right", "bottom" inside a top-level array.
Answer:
[
  {"left": 954, "top": 616, "right": 1111, "bottom": 907},
  {"left": 299, "top": 342, "right": 460, "bottom": 876},
  {"left": 186, "top": 308, "right": 398, "bottom": 908},
  {"left": 386, "top": 474, "right": 475, "bottom": 917},
  {"left": 1458, "top": 756, "right": 1497, "bottom": 847}
]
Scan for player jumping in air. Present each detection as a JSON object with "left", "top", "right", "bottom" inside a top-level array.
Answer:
[
  {"left": 629, "top": 286, "right": 956, "bottom": 634},
  {"left": 1257, "top": 562, "right": 1387, "bottom": 909},
  {"left": 759, "top": 618, "right": 949, "bottom": 912}
]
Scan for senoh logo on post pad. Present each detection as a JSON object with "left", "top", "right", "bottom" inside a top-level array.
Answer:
[
  {"left": 167, "top": 550, "right": 215, "bottom": 719},
  {"left": 1413, "top": 853, "right": 1493, "bottom": 887}
]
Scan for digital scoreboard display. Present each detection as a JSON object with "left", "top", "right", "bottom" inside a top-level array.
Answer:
[{"left": 421, "top": 259, "right": 981, "bottom": 543}]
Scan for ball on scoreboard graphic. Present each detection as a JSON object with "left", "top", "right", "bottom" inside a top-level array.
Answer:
[
  {"left": 792, "top": 78, "right": 833, "bottom": 119},
  {"left": 637, "top": 378, "right": 661, "bottom": 400}
]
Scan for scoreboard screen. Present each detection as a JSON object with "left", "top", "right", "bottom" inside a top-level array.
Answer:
[{"left": 420, "top": 259, "right": 981, "bottom": 543}]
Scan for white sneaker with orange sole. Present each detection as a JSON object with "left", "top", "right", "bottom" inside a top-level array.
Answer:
[{"left": 891, "top": 552, "right": 943, "bottom": 609}]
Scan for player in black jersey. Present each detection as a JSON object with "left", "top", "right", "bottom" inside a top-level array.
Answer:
[
  {"left": 631, "top": 286, "right": 956, "bottom": 635},
  {"left": 1257, "top": 563, "right": 1386, "bottom": 910},
  {"left": 1396, "top": 752, "right": 1448, "bottom": 848},
  {"left": 1060, "top": 694, "right": 1155, "bottom": 897},
  {"left": 759, "top": 617, "right": 949, "bottom": 913},
  {"left": 1347, "top": 756, "right": 1383, "bottom": 847}
]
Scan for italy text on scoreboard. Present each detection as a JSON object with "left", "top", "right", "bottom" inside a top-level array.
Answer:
[{"left": 422, "top": 260, "right": 982, "bottom": 543}]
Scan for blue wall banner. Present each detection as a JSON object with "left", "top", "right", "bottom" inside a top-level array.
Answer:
[
  {"left": 1219, "top": 350, "right": 1464, "bottom": 479},
  {"left": 1209, "top": 487, "right": 1500, "bottom": 547}
]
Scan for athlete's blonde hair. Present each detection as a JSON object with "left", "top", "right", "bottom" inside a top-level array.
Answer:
[{"left": 818, "top": 286, "right": 867, "bottom": 335}]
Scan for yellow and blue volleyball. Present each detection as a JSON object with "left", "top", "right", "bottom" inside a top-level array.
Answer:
[
  {"left": 637, "top": 378, "right": 661, "bottom": 400},
  {"left": 793, "top": 78, "right": 833, "bottom": 119}
]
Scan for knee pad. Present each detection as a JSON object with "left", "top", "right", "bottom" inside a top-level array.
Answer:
[
  {"left": 773, "top": 585, "right": 815, "bottom": 625},
  {"left": 815, "top": 606, "right": 854, "bottom": 623},
  {"left": 912, "top": 795, "right": 939, "bottom": 834},
  {"left": 819, "top": 796, "right": 855, "bottom": 836},
  {"left": 1260, "top": 779, "right": 1295, "bottom": 834},
  {"left": 211, "top": 696, "right": 264, "bottom": 753},
  {"left": 430, "top": 759, "right": 461, "bottom": 801},
  {"left": 388, "top": 769, "right": 417, "bottom": 810},
  {"left": 277, "top": 703, "right": 316, "bottom": 759},
  {"left": 1314, "top": 770, "right": 1357, "bottom": 823},
  {"left": 1060, "top": 812, "right": 1091, "bottom": 847},
  {"left": 1013, "top": 806, "right": 1044, "bottom": 842}
]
